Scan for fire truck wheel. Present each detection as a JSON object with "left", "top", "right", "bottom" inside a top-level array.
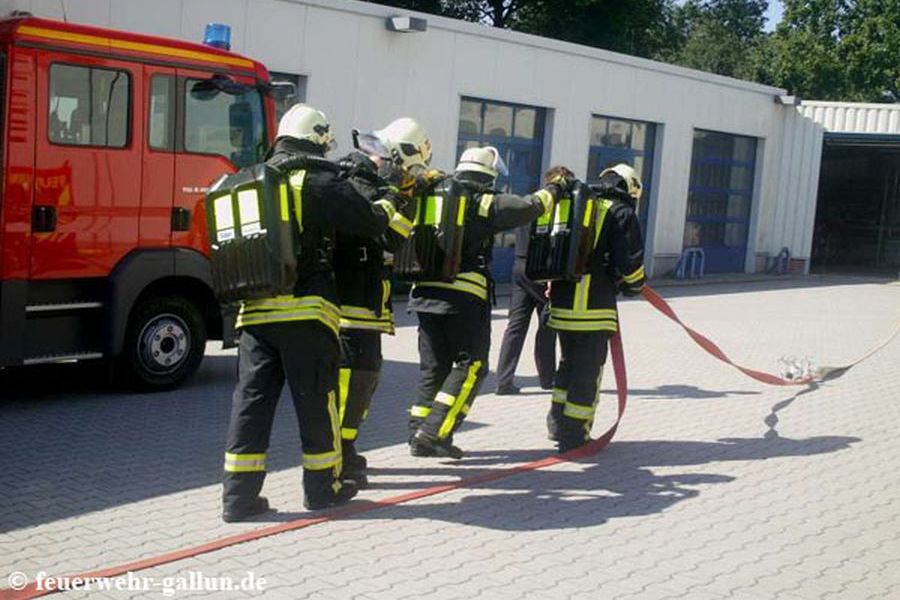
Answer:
[{"left": 121, "top": 295, "right": 207, "bottom": 390}]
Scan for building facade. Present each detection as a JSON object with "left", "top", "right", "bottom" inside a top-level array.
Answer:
[{"left": 3, "top": 0, "right": 832, "bottom": 278}]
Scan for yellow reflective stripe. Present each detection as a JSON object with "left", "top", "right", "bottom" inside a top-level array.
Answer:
[
  {"left": 382, "top": 279, "right": 392, "bottom": 312},
  {"left": 224, "top": 452, "right": 266, "bottom": 473},
  {"left": 341, "top": 427, "right": 358, "bottom": 440},
  {"left": 289, "top": 170, "right": 306, "bottom": 234},
  {"left": 415, "top": 280, "right": 488, "bottom": 301},
  {"left": 236, "top": 309, "right": 340, "bottom": 335},
  {"left": 242, "top": 295, "right": 340, "bottom": 319},
  {"left": 338, "top": 368, "right": 351, "bottom": 424},
  {"left": 328, "top": 390, "right": 341, "bottom": 479},
  {"left": 594, "top": 199, "right": 612, "bottom": 248},
  {"left": 563, "top": 401, "right": 595, "bottom": 421},
  {"left": 434, "top": 392, "right": 455, "bottom": 407},
  {"left": 457, "top": 195, "right": 468, "bottom": 226},
  {"left": 339, "top": 318, "right": 395, "bottom": 334},
  {"left": 303, "top": 451, "right": 340, "bottom": 470},
  {"left": 478, "top": 193, "right": 495, "bottom": 217},
  {"left": 551, "top": 388, "right": 567, "bottom": 404},
  {"left": 582, "top": 197, "right": 594, "bottom": 227},
  {"left": 341, "top": 306, "right": 380, "bottom": 320},
  {"left": 534, "top": 189, "right": 553, "bottom": 217},
  {"left": 438, "top": 360, "right": 482, "bottom": 439},
  {"left": 375, "top": 199, "right": 396, "bottom": 220},
  {"left": 279, "top": 181, "right": 289, "bottom": 222},
  {"left": 389, "top": 212, "right": 414, "bottom": 237},
  {"left": 550, "top": 307, "right": 617, "bottom": 320},
  {"left": 623, "top": 266, "right": 645, "bottom": 284},
  {"left": 410, "top": 405, "right": 431, "bottom": 418},
  {"left": 572, "top": 274, "right": 591, "bottom": 312},
  {"left": 456, "top": 272, "right": 488, "bottom": 288},
  {"left": 547, "top": 318, "right": 618, "bottom": 332}
]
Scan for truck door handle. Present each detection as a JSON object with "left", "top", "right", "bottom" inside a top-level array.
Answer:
[
  {"left": 171, "top": 207, "right": 191, "bottom": 232},
  {"left": 32, "top": 205, "right": 57, "bottom": 232}
]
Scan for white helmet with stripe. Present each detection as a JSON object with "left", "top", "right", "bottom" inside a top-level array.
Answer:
[
  {"left": 276, "top": 104, "right": 336, "bottom": 151},
  {"left": 354, "top": 117, "right": 432, "bottom": 173},
  {"left": 599, "top": 163, "right": 643, "bottom": 200},
  {"left": 455, "top": 146, "right": 508, "bottom": 180}
]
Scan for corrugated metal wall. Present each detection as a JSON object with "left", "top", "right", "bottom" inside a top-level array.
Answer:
[{"left": 801, "top": 102, "right": 900, "bottom": 134}]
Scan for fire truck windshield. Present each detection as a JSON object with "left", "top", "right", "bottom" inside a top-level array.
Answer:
[{"left": 185, "top": 77, "right": 266, "bottom": 168}]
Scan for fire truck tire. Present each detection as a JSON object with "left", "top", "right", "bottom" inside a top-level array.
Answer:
[{"left": 120, "top": 295, "right": 207, "bottom": 390}]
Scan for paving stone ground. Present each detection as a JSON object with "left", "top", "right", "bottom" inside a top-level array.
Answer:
[{"left": 1, "top": 276, "right": 898, "bottom": 599}]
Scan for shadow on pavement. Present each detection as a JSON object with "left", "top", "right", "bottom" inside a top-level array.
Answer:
[
  {"left": 326, "top": 434, "right": 859, "bottom": 531},
  {"left": 0, "top": 354, "right": 423, "bottom": 533}
]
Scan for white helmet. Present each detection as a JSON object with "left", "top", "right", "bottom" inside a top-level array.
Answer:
[
  {"left": 600, "top": 163, "right": 643, "bottom": 200},
  {"left": 354, "top": 117, "right": 432, "bottom": 172},
  {"left": 455, "top": 146, "right": 508, "bottom": 179},
  {"left": 276, "top": 104, "right": 336, "bottom": 151}
]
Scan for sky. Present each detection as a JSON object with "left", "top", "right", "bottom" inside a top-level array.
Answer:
[{"left": 675, "top": 1, "right": 784, "bottom": 32}]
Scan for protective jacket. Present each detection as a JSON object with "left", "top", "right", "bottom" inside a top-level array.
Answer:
[
  {"left": 236, "top": 141, "right": 398, "bottom": 336},
  {"left": 408, "top": 179, "right": 555, "bottom": 314},
  {"left": 333, "top": 152, "right": 415, "bottom": 335},
  {"left": 548, "top": 188, "right": 644, "bottom": 332}
]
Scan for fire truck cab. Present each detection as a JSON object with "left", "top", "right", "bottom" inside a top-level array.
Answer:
[{"left": 0, "top": 15, "right": 278, "bottom": 389}]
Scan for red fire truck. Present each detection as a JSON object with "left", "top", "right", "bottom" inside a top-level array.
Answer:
[{"left": 0, "top": 14, "right": 281, "bottom": 389}]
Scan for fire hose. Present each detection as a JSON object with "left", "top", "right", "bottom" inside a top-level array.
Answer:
[{"left": 4, "top": 285, "right": 897, "bottom": 599}]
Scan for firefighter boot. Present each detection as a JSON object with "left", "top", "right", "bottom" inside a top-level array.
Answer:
[
  {"left": 222, "top": 496, "right": 273, "bottom": 523},
  {"left": 557, "top": 415, "right": 590, "bottom": 454},
  {"left": 409, "top": 430, "right": 464, "bottom": 459},
  {"left": 341, "top": 441, "right": 368, "bottom": 490},
  {"left": 302, "top": 470, "right": 359, "bottom": 510}
]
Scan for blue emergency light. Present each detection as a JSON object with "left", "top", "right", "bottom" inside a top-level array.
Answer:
[{"left": 203, "top": 23, "right": 231, "bottom": 50}]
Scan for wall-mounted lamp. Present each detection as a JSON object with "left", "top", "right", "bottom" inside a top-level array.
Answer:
[
  {"left": 775, "top": 95, "right": 802, "bottom": 106},
  {"left": 386, "top": 16, "right": 427, "bottom": 33}
]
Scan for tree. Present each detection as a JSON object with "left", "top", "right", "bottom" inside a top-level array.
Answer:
[
  {"left": 842, "top": 0, "right": 900, "bottom": 101},
  {"left": 665, "top": 0, "right": 769, "bottom": 79}
]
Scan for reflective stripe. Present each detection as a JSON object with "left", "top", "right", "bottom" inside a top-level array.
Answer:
[
  {"left": 623, "top": 266, "right": 645, "bottom": 284},
  {"left": 550, "top": 307, "right": 617, "bottom": 320},
  {"left": 478, "top": 194, "right": 495, "bottom": 217},
  {"left": 438, "top": 360, "right": 482, "bottom": 439},
  {"left": 547, "top": 317, "right": 618, "bottom": 332},
  {"left": 341, "top": 427, "right": 358, "bottom": 440},
  {"left": 338, "top": 368, "right": 351, "bottom": 424},
  {"left": 327, "top": 390, "right": 341, "bottom": 477},
  {"left": 552, "top": 388, "right": 567, "bottom": 404},
  {"left": 534, "top": 189, "right": 553, "bottom": 217},
  {"left": 410, "top": 405, "right": 431, "bottom": 418},
  {"left": 303, "top": 450, "right": 340, "bottom": 470},
  {"left": 339, "top": 304, "right": 395, "bottom": 334},
  {"left": 279, "top": 181, "right": 289, "bottom": 222},
  {"left": 224, "top": 452, "right": 266, "bottom": 473},
  {"left": 238, "top": 295, "right": 341, "bottom": 334},
  {"left": 594, "top": 199, "right": 612, "bottom": 247},
  {"left": 582, "top": 196, "right": 594, "bottom": 227},
  {"left": 375, "top": 199, "right": 396, "bottom": 220},
  {"left": 434, "top": 392, "right": 455, "bottom": 406},
  {"left": 573, "top": 274, "right": 592, "bottom": 312},
  {"left": 289, "top": 170, "right": 306, "bottom": 234},
  {"left": 415, "top": 271, "right": 489, "bottom": 302},
  {"left": 563, "top": 401, "right": 596, "bottom": 421},
  {"left": 389, "top": 212, "right": 413, "bottom": 237}
]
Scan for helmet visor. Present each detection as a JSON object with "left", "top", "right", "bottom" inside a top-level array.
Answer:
[
  {"left": 352, "top": 129, "right": 389, "bottom": 159},
  {"left": 492, "top": 151, "right": 509, "bottom": 177}
]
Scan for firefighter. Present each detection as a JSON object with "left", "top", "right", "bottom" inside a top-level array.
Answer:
[
  {"left": 407, "top": 146, "right": 564, "bottom": 458},
  {"left": 333, "top": 118, "right": 432, "bottom": 487},
  {"left": 494, "top": 223, "right": 557, "bottom": 395},
  {"left": 546, "top": 163, "right": 645, "bottom": 453},
  {"left": 222, "top": 104, "right": 405, "bottom": 522}
]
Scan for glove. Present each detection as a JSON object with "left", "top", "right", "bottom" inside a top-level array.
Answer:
[{"left": 382, "top": 188, "right": 409, "bottom": 213}]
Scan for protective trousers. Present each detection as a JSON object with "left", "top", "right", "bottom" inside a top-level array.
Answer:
[
  {"left": 338, "top": 329, "right": 383, "bottom": 445},
  {"left": 223, "top": 321, "right": 342, "bottom": 512},
  {"left": 548, "top": 330, "right": 610, "bottom": 445},
  {"left": 410, "top": 303, "right": 491, "bottom": 441},
  {"left": 496, "top": 259, "right": 556, "bottom": 389}
]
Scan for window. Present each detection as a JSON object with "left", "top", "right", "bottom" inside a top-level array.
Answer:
[
  {"left": 684, "top": 129, "right": 758, "bottom": 273},
  {"left": 270, "top": 72, "right": 308, "bottom": 124},
  {"left": 587, "top": 115, "right": 657, "bottom": 238},
  {"left": 184, "top": 78, "right": 266, "bottom": 168},
  {"left": 456, "top": 97, "right": 548, "bottom": 282},
  {"left": 148, "top": 75, "right": 174, "bottom": 151},
  {"left": 48, "top": 64, "right": 130, "bottom": 147}
]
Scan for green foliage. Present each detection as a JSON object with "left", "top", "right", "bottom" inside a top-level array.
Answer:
[{"left": 361, "top": 0, "right": 900, "bottom": 102}]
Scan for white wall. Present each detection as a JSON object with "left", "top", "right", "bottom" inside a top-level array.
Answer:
[{"left": 2, "top": 0, "right": 825, "bottom": 276}]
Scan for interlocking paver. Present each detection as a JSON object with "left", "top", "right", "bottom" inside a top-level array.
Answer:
[{"left": 1, "top": 276, "right": 898, "bottom": 599}]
